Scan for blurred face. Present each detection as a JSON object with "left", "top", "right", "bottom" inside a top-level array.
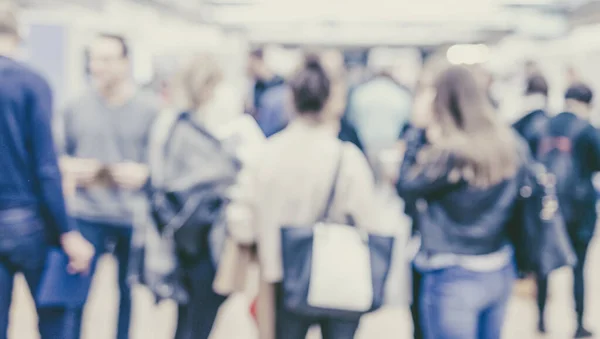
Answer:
[
  {"left": 89, "top": 37, "right": 129, "bottom": 90},
  {"left": 247, "top": 55, "right": 262, "bottom": 79}
]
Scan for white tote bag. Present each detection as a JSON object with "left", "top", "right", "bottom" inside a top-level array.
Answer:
[{"left": 307, "top": 222, "right": 374, "bottom": 312}]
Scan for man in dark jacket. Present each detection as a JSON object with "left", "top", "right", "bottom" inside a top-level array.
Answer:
[
  {"left": 0, "top": 4, "right": 93, "bottom": 338},
  {"left": 513, "top": 73, "right": 550, "bottom": 154},
  {"left": 535, "top": 83, "right": 600, "bottom": 338}
]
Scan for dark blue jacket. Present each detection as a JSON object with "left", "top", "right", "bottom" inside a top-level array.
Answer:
[
  {"left": 0, "top": 56, "right": 73, "bottom": 235},
  {"left": 537, "top": 112, "right": 600, "bottom": 241},
  {"left": 513, "top": 109, "right": 548, "bottom": 155}
]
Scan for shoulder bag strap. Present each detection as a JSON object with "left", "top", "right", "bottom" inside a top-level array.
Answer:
[{"left": 320, "top": 144, "right": 346, "bottom": 221}]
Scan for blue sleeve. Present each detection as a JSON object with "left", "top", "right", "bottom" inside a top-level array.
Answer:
[
  {"left": 583, "top": 125, "right": 600, "bottom": 172},
  {"left": 27, "top": 76, "right": 75, "bottom": 234},
  {"left": 257, "top": 87, "right": 289, "bottom": 137}
]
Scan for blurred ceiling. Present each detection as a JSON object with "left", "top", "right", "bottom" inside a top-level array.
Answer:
[{"left": 17, "top": 0, "right": 598, "bottom": 46}]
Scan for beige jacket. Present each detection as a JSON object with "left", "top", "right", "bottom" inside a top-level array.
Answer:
[{"left": 227, "top": 117, "right": 389, "bottom": 283}]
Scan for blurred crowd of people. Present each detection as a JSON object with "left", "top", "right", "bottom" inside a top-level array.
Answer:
[{"left": 2, "top": 2, "right": 600, "bottom": 339}]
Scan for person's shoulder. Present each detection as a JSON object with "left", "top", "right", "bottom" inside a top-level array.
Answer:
[
  {"left": 7, "top": 61, "right": 51, "bottom": 92},
  {"left": 342, "top": 141, "right": 368, "bottom": 166},
  {"left": 132, "top": 90, "right": 161, "bottom": 114}
]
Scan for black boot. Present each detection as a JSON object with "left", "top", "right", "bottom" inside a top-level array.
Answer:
[
  {"left": 537, "top": 319, "right": 546, "bottom": 334},
  {"left": 574, "top": 326, "right": 593, "bottom": 338}
]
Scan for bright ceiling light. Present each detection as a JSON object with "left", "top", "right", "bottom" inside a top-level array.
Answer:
[{"left": 447, "top": 44, "right": 490, "bottom": 65}]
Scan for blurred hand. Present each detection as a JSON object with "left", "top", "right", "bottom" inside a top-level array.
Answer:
[
  {"left": 62, "top": 175, "right": 76, "bottom": 198},
  {"left": 60, "top": 157, "right": 103, "bottom": 186},
  {"left": 109, "top": 162, "right": 149, "bottom": 190},
  {"left": 60, "top": 231, "right": 94, "bottom": 274}
]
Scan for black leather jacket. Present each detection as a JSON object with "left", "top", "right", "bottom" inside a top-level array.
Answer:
[{"left": 397, "top": 127, "right": 525, "bottom": 256}]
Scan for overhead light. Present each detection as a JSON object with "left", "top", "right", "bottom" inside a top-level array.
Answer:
[{"left": 447, "top": 44, "right": 490, "bottom": 65}]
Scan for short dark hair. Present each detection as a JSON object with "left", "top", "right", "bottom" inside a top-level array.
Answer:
[
  {"left": 565, "top": 83, "right": 593, "bottom": 105},
  {"left": 525, "top": 73, "right": 548, "bottom": 97},
  {"left": 290, "top": 54, "right": 331, "bottom": 114},
  {"left": 97, "top": 33, "right": 129, "bottom": 58},
  {"left": 250, "top": 48, "right": 264, "bottom": 60}
]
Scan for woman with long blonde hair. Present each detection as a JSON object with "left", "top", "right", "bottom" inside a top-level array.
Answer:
[{"left": 397, "top": 65, "right": 523, "bottom": 339}]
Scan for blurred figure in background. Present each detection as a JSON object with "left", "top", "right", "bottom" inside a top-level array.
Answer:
[
  {"left": 346, "top": 54, "right": 412, "bottom": 177},
  {"left": 534, "top": 83, "right": 600, "bottom": 338},
  {"left": 57, "top": 34, "right": 157, "bottom": 339},
  {"left": 319, "top": 48, "right": 364, "bottom": 151},
  {"left": 247, "top": 48, "right": 289, "bottom": 137},
  {"left": 513, "top": 73, "right": 549, "bottom": 154},
  {"left": 0, "top": 2, "right": 93, "bottom": 338},
  {"left": 397, "top": 66, "right": 524, "bottom": 339}
]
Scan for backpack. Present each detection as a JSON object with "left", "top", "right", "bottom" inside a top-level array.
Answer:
[
  {"left": 148, "top": 111, "right": 241, "bottom": 260},
  {"left": 536, "top": 118, "right": 588, "bottom": 223}
]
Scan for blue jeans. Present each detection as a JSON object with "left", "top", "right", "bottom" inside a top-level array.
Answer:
[
  {"left": 71, "top": 219, "right": 133, "bottom": 339},
  {"left": 420, "top": 264, "right": 515, "bottom": 339},
  {"left": 0, "top": 208, "right": 71, "bottom": 339}
]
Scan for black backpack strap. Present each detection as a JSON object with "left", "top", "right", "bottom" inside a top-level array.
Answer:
[{"left": 320, "top": 144, "right": 345, "bottom": 221}]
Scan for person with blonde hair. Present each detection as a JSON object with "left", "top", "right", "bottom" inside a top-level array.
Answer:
[
  {"left": 0, "top": 2, "right": 93, "bottom": 338},
  {"left": 144, "top": 52, "right": 264, "bottom": 339}
]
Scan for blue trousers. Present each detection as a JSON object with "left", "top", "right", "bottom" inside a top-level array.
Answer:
[
  {"left": 174, "top": 258, "right": 226, "bottom": 339},
  {"left": 420, "top": 264, "right": 515, "bottom": 339},
  {"left": 70, "top": 219, "right": 133, "bottom": 339},
  {"left": 0, "top": 208, "right": 71, "bottom": 339}
]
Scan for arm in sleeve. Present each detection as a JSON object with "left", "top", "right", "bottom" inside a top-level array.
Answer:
[
  {"left": 27, "top": 76, "right": 75, "bottom": 234},
  {"left": 225, "top": 124, "right": 266, "bottom": 244},
  {"left": 581, "top": 126, "right": 600, "bottom": 172},
  {"left": 395, "top": 128, "right": 458, "bottom": 200}
]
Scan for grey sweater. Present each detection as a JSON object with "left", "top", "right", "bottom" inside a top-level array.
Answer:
[{"left": 56, "top": 90, "right": 158, "bottom": 226}]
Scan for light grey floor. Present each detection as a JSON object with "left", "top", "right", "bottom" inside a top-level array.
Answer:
[{"left": 8, "top": 236, "right": 600, "bottom": 339}]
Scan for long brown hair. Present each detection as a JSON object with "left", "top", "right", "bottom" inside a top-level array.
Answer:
[{"left": 426, "top": 65, "right": 519, "bottom": 187}]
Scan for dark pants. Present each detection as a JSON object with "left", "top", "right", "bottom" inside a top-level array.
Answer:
[
  {"left": 71, "top": 219, "right": 133, "bottom": 339},
  {"left": 420, "top": 264, "right": 515, "bottom": 339},
  {"left": 411, "top": 264, "right": 424, "bottom": 339},
  {"left": 537, "top": 237, "right": 591, "bottom": 328},
  {"left": 174, "top": 258, "right": 226, "bottom": 339},
  {"left": 274, "top": 284, "right": 360, "bottom": 339},
  {"left": 0, "top": 208, "right": 70, "bottom": 339}
]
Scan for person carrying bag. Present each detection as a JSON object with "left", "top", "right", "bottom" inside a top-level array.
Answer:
[
  {"left": 280, "top": 147, "right": 394, "bottom": 319},
  {"left": 224, "top": 54, "right": 395, "bottom": 339}
]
